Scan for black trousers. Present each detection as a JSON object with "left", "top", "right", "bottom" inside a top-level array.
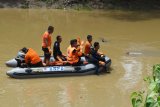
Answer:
[
  {"left": 42, "top": 47, "right": 51, "bottom": 59},
  {"left": 28, "top": 61, "right": 43, "bottom": 67},
  {"left": 86, "top": 56, "right": 106, "bottom": 74}
]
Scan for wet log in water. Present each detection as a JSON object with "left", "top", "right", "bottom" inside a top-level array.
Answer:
[{"left": 126, "top": 51, "right": 160, "bottom": 57}]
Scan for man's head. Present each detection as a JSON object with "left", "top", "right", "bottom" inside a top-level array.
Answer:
[
  {"left": 56, "top": 35, "right": 62, "bottom": 43},
  {"left": 21, "top": 47, "right": 28, "bottom": 54},
  {"left": 87, "top": 35, "right": 92, "bottom": 42},
  {"left": 70, "top": 39, "right": 77, "bottom": 47},
  {"left": 94, "top": 42, "right": 100, "bottom": 50},
  {"left": 48, "top": 26, "right": 54, "bottom": 34}
]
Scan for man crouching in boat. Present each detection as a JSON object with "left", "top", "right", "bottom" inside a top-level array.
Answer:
[
  {"left": 21, "top": 47, "right": 46, "bottom": 67},
  {"left": 67, "top": 39, "right": 87, "bottom": 66},
  {"left": 89, "top": 42, "right": 106, "bottom": 74}
]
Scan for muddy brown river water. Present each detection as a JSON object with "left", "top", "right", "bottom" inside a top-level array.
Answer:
[{"left": 0, "top": 9, "right": 160, "bottom": 107}]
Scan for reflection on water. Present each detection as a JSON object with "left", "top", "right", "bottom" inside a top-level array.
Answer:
[
  {"left": 57, "top": 82, "right": 89, "bottom": 107},
  {"left": 0, "top": 89, "right": 6, "bottom": 95},
  {"left": 118, "top": 56, "right": 143, "bottom": 92},
  {"left": 108, "top": 10, "right": 160, "bottom": 22},
  {"left": 58, "top": 83, "right": 72, "bottom": 107}
]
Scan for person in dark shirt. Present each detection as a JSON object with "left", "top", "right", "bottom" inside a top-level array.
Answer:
[
  {"left": 90, "top": 42, "right": 105, "bottom": 65},
  {"left": 89, "top": 42, "right": 106, "bottom": 74},
  {"left": 53, "top": 35, "right": 66, "bottom": 61}
]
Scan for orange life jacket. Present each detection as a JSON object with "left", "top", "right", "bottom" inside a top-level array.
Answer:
[
  {"left": 77, "top": 37, "right": 81, "bottom": 46},
  {"left": 84, "top": 41, "right": 92, "bottom": 55},
  {"left": 25, "top": 48, "right": 41, "bottom": 64},
  {"left": 42, "top": 31, "right": 52, "bottom": 48},
  {"left": 67, "top": 46, "right": 82, "bottom": 64}
]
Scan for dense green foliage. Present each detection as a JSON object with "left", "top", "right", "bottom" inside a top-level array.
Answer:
[{"left": 131, "top": 64, "right": 160, "bottom": 107}]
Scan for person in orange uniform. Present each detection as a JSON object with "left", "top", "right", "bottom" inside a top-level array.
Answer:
[
  {"left": 76, "top": 37, "right": 84, "bottom": 53},
  {"left": 21, "top": 47, "right": 45, "bottom": 67},
  {"left": 84, "top": 35, "right": 93, "bottom": 56},
  {"left": 67, "top": 39, "right": 84, "bottom": 66},
  {"left": 42, "top": 26, "right": 54, "bottom": 65}
]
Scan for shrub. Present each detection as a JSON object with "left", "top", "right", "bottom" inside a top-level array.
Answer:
[{"left": 131, "top": 64, "right": 160, "bottom": 107}]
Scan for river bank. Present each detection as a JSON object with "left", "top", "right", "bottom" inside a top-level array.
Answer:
[{"left": 0, "top": 0, "right": 160, "bottom": 10}]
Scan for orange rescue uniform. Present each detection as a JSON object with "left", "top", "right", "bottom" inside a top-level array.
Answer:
[
  {"left": 67, "top": 46, "right": 82, "bottom": 64},
  {"left": 42, "top": 31, "right": 52, "bottom": 48},
  {"left": 84, "top": 41, "right": 92, "bottom": 55},
  {"left": 25, "top": 48, "right": 41, "bottom": 64},
  {"left": 77, "top": 37, "right": 81, "bottom": 46}
]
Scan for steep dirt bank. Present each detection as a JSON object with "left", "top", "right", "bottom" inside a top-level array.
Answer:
[{"left": 0, "top": 0, "right": 160, "bottom": 10}]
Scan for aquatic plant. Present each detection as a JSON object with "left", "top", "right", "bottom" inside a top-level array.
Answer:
[{"left": 131, "top": 64, "right": 160, "bottom": 107}]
